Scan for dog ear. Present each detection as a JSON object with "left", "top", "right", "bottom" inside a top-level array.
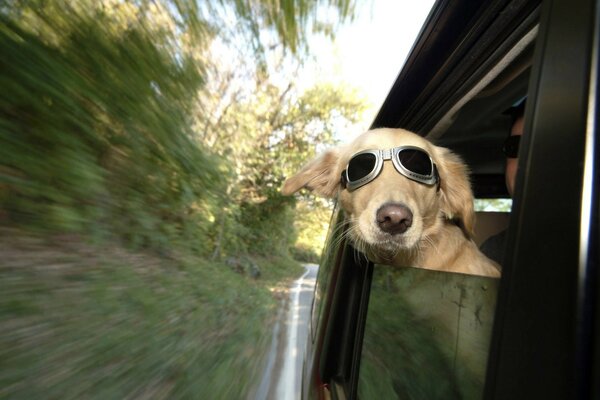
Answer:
[
  {"left": 435, "top": 147, "right": 476, "bottom": 237},
  {"left": 281, "top": 148, "right": 342, "bottom": 198}
]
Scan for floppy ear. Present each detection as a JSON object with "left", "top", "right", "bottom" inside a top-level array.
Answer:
[
  {"left": 435, "top": 147, "right": 476, "bottom": 237},
  {"left": 281, "top": 148, "right": 342, "bottom": 198}
]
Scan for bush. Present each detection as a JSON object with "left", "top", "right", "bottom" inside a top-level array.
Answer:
[
  {"left": 0, "top": 8, "right": 222, "bottom": 252},
  {"left": 290, "top": 244, "right": 321, "bottom": 264}
]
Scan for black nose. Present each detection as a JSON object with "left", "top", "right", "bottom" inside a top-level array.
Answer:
[{"left": 376, "top": 203, "right": 413, "bottom": 234}]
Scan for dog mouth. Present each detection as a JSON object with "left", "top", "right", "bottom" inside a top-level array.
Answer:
[
  {"left": 354, "top": 223, "right": 418, "bottom": 252},
  {"left": 370, "top": 233, "right": 414, "bottom": 251}
]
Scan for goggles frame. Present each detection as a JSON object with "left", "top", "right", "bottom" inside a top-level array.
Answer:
[{"left": 342, "top": 146, "right": 440, "bottom": 192}]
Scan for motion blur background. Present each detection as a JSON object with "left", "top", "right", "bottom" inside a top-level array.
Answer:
[{"left": 0, "top": 1, "right": 432, "bottom": 398}]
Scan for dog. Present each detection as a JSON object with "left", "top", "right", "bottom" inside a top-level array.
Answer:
[{"left": 282, "top": 128, "right": 500, "bottom": 277}]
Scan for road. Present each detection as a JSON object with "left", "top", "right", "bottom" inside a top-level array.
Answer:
[{"left": 254, "top": 263, "right": 318, "bottom": 400}]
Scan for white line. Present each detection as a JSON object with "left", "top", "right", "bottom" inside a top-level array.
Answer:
[
  {"left": 276, "top": 266, "right": 311, "bottom": 399},
  {"left": 253, "top": 304, "right": 283, "bottom": 400}
]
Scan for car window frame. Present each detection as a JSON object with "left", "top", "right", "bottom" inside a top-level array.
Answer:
[{"left": 484, "top": 0, "right": 600, "bottom": 398}]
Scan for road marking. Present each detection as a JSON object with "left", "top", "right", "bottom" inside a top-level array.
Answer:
[
  {"left": 276, "top": 266, "right": 311, "bottom": 399},
  {"left": 254, "top": 303, "right": 284, "bottom": 400}
]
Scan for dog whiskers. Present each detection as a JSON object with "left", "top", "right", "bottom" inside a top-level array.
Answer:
[
  {"left": 327, "top": 216, "right": 371, "bottom": 265},
  {"left": 421, "top": 234, "right": 439, "bottom": 253}
]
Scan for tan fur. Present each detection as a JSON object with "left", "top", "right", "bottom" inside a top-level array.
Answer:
[{"left": 282, "top": 128, "right": 500, "bottom": 277}]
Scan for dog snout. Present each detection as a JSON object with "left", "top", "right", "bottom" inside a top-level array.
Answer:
[{"left": 376, "top": 203, "right": 413, "bottom": 235}]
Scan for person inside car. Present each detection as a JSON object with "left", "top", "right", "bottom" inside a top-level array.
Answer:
[{"left": 480, "top": 99, "right": 525, "bottom": 264}]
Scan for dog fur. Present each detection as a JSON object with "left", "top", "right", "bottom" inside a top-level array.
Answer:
[{"left": 282, "top": 128, "right": 500, "bottom": 277}]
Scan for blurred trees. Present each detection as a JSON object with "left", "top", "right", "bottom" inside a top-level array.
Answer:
[
  {"left": 197, "top": 40, "right": 366, "bottom": 257},
  {"left": 1, "top": 0, "right": 218, "bottom": 252},
  {"left": 0, "top": 3, "right": 365, "bottom": 397},
  {"left": 0, "top": 0, "right": 365, "bottom": 260}
]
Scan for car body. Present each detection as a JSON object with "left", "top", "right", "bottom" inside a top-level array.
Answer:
[{"left": 301, "top": 0, "right": 600, "bottom": 398}]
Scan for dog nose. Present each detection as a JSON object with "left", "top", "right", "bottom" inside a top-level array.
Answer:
[{"left": 376, "top": 203, "right": 413, "bottom": 234}]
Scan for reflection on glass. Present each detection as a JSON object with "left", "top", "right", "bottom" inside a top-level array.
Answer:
[{"left": 358, "top": 266, "right": 499, "bottom": 399}]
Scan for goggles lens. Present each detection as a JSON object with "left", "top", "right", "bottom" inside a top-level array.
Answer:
[
  {"left": 347, "top": 152, "right": 377, "bottom": 181},
  {"left": 397, "top": 148, "right": 433, "bottom": 176},
  {"left": 503, "top": 135, "right": 520, "bottom": 158},
  {"left": 344, "top": 146, "right": 438, "bottom": 191}
]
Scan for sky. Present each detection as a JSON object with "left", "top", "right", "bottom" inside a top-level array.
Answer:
[{"left": 301, "top": 1, "right": 436, "bottom": 132}]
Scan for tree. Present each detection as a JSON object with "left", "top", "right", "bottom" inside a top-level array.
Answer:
[
  {"left": 196, "top": 42, "right": 367, "bottom": 258},
  {"left": 0, "top": 0, "right": 364, "bottom": 257},
  {"left": 209, "top": 0, "right": 356, "bottom": 57},
  {"left": 1, "top": 1, "right": 226, "bottom": 251}
]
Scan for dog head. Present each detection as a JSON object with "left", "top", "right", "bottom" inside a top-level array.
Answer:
[{"left": 282, "top": 128, "right": 475, "bottom": 257}]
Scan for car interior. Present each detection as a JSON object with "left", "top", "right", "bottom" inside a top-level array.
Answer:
[{"left": 435, "top": 45, "right": 534, "bottom": 246}]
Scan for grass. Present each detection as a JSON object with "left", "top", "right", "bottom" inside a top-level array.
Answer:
[{"left": 0, "top": 230, "right": 302, "bottom": 399}]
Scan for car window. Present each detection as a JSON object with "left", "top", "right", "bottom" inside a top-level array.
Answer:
[{"left": 357, "top": 265, "right": 499, "bottom": 399}]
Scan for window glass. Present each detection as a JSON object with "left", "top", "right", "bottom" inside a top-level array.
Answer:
[
  {"left": 358, "top": 265, "right": 499, "bottom": 399},
  {"left": 474, "top": 198, "right": 512, "bottom": 212}
]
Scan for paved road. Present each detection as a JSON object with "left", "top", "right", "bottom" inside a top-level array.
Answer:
[{"left": 254, "top": 263, "right": 318, "bottom": 400}]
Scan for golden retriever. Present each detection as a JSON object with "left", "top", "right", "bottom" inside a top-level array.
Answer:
[{"left": 282, "top": 128, "right": 500, "bottom": 277}]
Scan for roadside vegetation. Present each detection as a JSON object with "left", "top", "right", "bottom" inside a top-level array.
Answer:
[
  {"left": 1, "top": 231, "right": 300, "bottom": 398},
  {"left": 0, "top": 1, "right": 366, "bottom": 398}
]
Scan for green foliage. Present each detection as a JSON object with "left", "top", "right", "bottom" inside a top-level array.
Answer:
[
  {"left": 1, "top": 3, "right": 222, "bottom": 252},
  {"left": 238, "top": 193, "right": 297, "bottom": 256},
  {"left": 0, "top": 0, "right": 366, "bottom": 258},
  {"left": 291, "top": 197, "right": 334, "bottom": 259},
  {"left": 0, "top": 0, "right": 366, "bottom": 397},
  {"left": 290, "top": 244, "right": 321, "bottom": 264},
  {"left": 219, "top": 0, "right": 357, "bottom": 55},
  {"left": 198, "top": 54, "right": 366, "bottom": 258}
]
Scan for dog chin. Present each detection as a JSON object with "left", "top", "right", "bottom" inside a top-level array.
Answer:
[
  {"left": 372, "top": 236, "right": 415, "bottom": 252},
  {"left": 358, "top": 227, "right": 419, "bottom": 252},
  {"left": 350, "top": 223, "right": 421, "bottom": 256}
]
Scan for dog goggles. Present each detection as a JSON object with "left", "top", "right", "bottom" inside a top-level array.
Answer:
[{"left": 341, "top": 146, "right": 440, "bottom": 192}]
